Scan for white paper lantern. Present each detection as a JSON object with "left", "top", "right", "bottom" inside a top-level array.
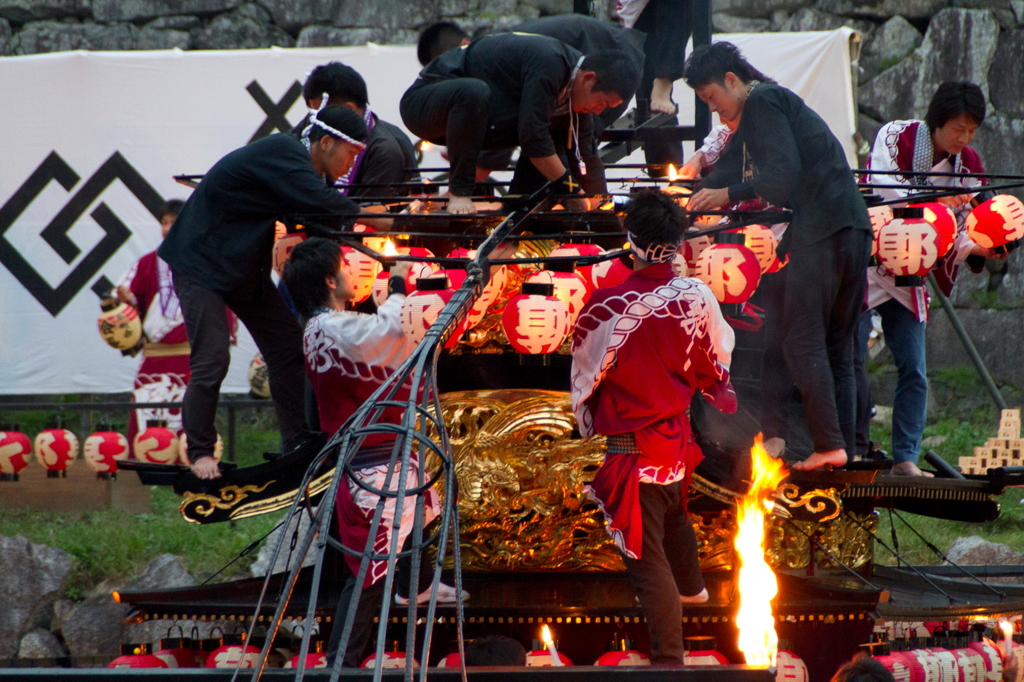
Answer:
[
  {"left": 501, "top": 282, "right": 570, "bottom": 354},
  {"left": 877, "top": 207, "right": 941, "bottom": 286}
]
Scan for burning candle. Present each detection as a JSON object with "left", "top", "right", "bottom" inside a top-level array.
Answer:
[
  {"left": 1000, "top": 620, "right": 1014, "bottom": 659},
  {"left": 541, "top": 625, "right": 563, "bottom": 667},
  {"left": 667, "top": 164, "right": 679, "bottom": 182}
]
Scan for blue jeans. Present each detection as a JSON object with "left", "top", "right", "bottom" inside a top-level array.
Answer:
[{"left": 858, "top": 298, "right": 928, "bottom": 464}]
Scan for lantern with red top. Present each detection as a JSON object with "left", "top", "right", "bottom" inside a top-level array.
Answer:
[
  {"left": 272, "top": 230, "right": 306, "bottom": 278},
  {"left": 361, "top": 640, "right": 419, "bottom": 669},
  {"left": 868, "top": 204, "right": 894, "bottom": 262},
  {"left": 402, "top": 246, "right": 441, "bottom": 288},
  {"left": 205, "top": 631, "right": 261, "bottom": 669},
  {"left": 436, "top": 652, "right": 462, "bottom": 667},
  {"left": 527, "top": 262, "right": 589, "bottom": 325},
  {"left": 133, "top": 419, "right": 180, "bottom": 465},
  {"left": 737, "top": 225, "right": 779, "bottom": 274},
  {"left": 285, "top": 639, "right": 328, "bottom": 669},
  {"left": 877, "top": 207, "right": 942, "bottom": 287},
  {"left": 967, "top": 628, "right": 1004, "bottom": 682},
  {"left": 83, "top": 424, "right": 130, "bottom": 479},
  {"left": 108, "top": 643, "right": 169, "bottom": 668},
  {"left": 501, "top": 281, "right": 570, "bottom": 355},
  {"left": 96, "top": 291, "right": 144, "bottom": 357},
  {"left": 594, "top": 637, "right": 651, "bottom": 666},
  {"left": 591, "top": 251, "right": 633, "bottom": 289},
  {"left": 0, "top": 424, "right": 32, "bottom": 482},
  {"left": 775, "top": 639, "right": 809, "bottom": 682},
  {"left": 966, "top": 195, "right": 1024, "bottom": 255},
  {"left": 913, "top": 202, "right": 957, "bottom": 258},
  {"left": 526, "top": 628, "right": 573, "bottom": 667},
  {"left": 34, "top": 420, "right": 79, "bottom": 478},
  {"left": 549, "top": 243, "right": 604, "bottom": 292},
  {"left": 683, "top": 229, "right": 713, "bottom": 274},
  {"left": 341, "top": 245, "right": 382, "bottom": 304},
  {"left": 682, "top": 635, "right": 729, "bottom": 665},
  {"left": 400, "top": 275, "right": 468, "bottom": 348},
  {"left": 694, "top": 233, "right": 762, "bottom": 308},
  {"left": 865, "top": 642, "right": 912, "bottom": 682},
  {"left": 154, "top": 635, "right": 201, "bottom": 668}
]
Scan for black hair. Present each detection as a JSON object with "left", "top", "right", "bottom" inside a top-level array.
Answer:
[
  {"left": 581, "top": 50, "right": 641, "bottom": 99},
  {"left": 303, "top": 61, "right": 368, "bottom": 109},
  {"left": 282, "top": 237, "right": 342, "bottom": 319},
  {"left": 158, "top": 199, "right": 185, "bottom": 221},
  {"left": 925, "top": 81, "right": 986, "bottom": 133},
  {"left": 830, "top": 654, "right": 896, "bottom": 682},
  {"left": 623, "top": 189, "right": 688, "bottom": 252},
  {"left": 683, "top": 41, "right": 775, "bottom": 89},
  {"left": 417, "top": 21, "right": 469, "bottom": 66},
  {"left": 464, "top": 636, "right": 527, "bottom": 667},
  {"left": 307, "top": 105, "right": 368, "bottom": 144}
]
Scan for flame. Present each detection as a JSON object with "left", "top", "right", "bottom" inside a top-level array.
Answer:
[
  {"left": 667, "top": 164, "right": 679, "bottom": 182},
  {"left": 382, "top": 238, "right": 399, "bottom": 257},
  {"left": 1001, "top": 620, "right": 1014, "bottom": 638},
  {"left": 541, "top": 625, "right": 554, "bottom": 647},
  {"left": 419, "top": 140, "right": 434, "bottom": 151},
  {"left": 734, "top": 434, "right": 787, "bottom": 666}
]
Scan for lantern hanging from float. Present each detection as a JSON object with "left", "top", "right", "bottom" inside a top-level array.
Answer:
[
  {"left": 371, "top": 269, "right": 391, "bottom": 308},
  {"left": 694, "top": 239, "right": 762, "bottom": 304},
  {"left": 0, "top": 425, "right": 32, "bottom": 481},
  {"left": 400, "top": 276, "right": 468, "bottom": 348},
  {"left": 133, "top": 420, "right": 179, "bottom": 465},
  {"left": 925, "top": 639, "right": 958, "bottom": 682},
  {"left": 435, "top": 653, "right": 462, "bottom": 667},
  {"left": 248, "top": 354, "right": 270, "bottom": 399},
  {"left": 685, "top": 230, "right": 713, "bottom": 272},
  {"left": 109, "top": 643, "right": 169, "bottom": 669},
  {"left": 445, "top": 247, "right": 509, "bottom": 329},
  {"left": 737, "top": 225, "right": 779, "bottom": 274},
  {"left": 341, "top": 245, "right": 382, "bottom": 304},
  {"left": 527, "top": 632, "right": 574, "bottom": 667},
  {"left": 527, "top": 265, "right": 589, "bottom": 325},
  {"left": 913, "top": 202, "right": 957, "bottom": 258},
  {"left": 966, "top": 195, "right": 1024, "bottom": 252},
  {"left": 97, "top": 298, "right": 143, "bottom": 354},
  {"left": 84, "top": 425, "right": 129, "bottom": 479},
  {"left": 868, "top": 204, "right": 894, "bottom": 259},
  {"left": 590, "top": 252, "right": 632, "bottom": 289},
  {"left": 501, "top": 282, "right": 570, "bottom": 355},
  {"left": 682, "top": 636, "right": 729, "bottom": 665},
  {"left": 594, "top": 638, "right": 651, "bottom": 666},
  {"left": 205, "top": 633, "right": 261, "bottom": 669},
  {"left": 877, "top": 207, "right": 941, "bottom": 287},
  {"left": 361, "top": 641, "right": 418, "bottom": 669},
  {"left": 34, "top": 423, "right": 78, "bottom": 478},
  {"left": 153, "top": 637, "right": 201, "bottom": 668},
  {"left": 872, "top": 643, "right": 912, "bottom": 682},
  {"left": 549, "top": 243, "right": 604, "bottom": 293},
  {"left": 403, "top": 246, "right": 441, "bottom": 289},
  {"left": 967, "top": 634, "right": 1003, "bottom": 682},
  {"left": 285, "top": 647, "right": 328, "bottom": 669},
  {"left": 775, "top": 644, "right": 810, "bottom": 682},
  {"left": 272, "top": 231, "right": 306, "bottom": 278},
  {"left": 178, "top": 433, "right": 224, "bottom": 465}
]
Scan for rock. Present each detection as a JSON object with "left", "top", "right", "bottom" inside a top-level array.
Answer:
[
  {"left": 947, "top": 536, "right": 1024, "bottom": 565},
  {"left": 0, "top": 536, "right": 73, "bottom": 659},
  {"left": 920, "top": 435, "right": 947, "bottom": 447},
  {"left": 779, "top": 7, "right": 875, "bottom": 35},
  {"left": 859, "top": 15, "right": 922, "bottom": 82},
  {"left": 712, "top": 0, "right": 814, "bottom": 19},
  {"left": 926, "top": 307, "right": 1024, "bottom": 389},
  {"left": 136, "top": 26, "right": 190, "bottom": 49},
  {"left": 971, "top": 113, "right": 1024, "bottom": 203},
  {"left": 124, "top": 554, "right": 195, "bottom": 592},
  {"left": 769, "top": 9, "right": 792, "bottom": 28},
  {"left": 712, "top": 12, "right": 771, "bottom": 32},
  {"left": 989, "top": 30, "right": 1024, "bottom": 118},
  {"left": 61, "top": 593, "right": 130, "bottom": 657},
  {"left": 815, "top": 0, "right": 947, "bottom": 19},
  {"left": 250, "top": 513, "right": 316, "bottom": 578},
  {"left": 859, "top": 9, "right": 1000, "bottom": 122},
  {"left": 260, "top": 0, "right": 335, "bottom": 33},
  {"left": 0, "top": 17, "right": 10, "bottom": 55},
  {"left": 856, "top": 112, "right": 882, "bottom": 162},
  {"left": 1013, "top": 0, "right": 1024, "bottom": 23},
  {"left": 51, "top": 599, "right": 76, "bottom": 632},
  {"left": 92, "top": 0, "right": 240, "bottom": 23},
  {"left": 13, "top": 20, "right": 140, "bottom": 54},
  {"left": 145, "top": 15, "right": 202, "bottom": 30},
  {"left": 191, "top": 3, "right": 295, "bottom": 49},
  {"left": 333, "top": 0, "right": 434, "bottom": 30},
  {"left": 441, "top": 0, "right": 481, "bottom": 16},
  {"left": 18, "top": 629, "right": 67, "bottom": 659},
  {"left": 383, "top": 27, "right": 419, "bottom": 44},
  {"left": 296, "top": 24, "right": 384, "bottom": 46},
  {"left": 0, "top": 0, "right": 90, "bottom": 23}
]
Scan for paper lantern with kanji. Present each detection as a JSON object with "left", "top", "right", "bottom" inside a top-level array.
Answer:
[
  {"left": 737, "top": 225, "right": 778, "bottom": 274},
  {"left": 682, "top": 636, "right": 729, "bottom": 665},
  {"left": 84, "top": 426, "right": 129, "bottom": 477},
  {"left": 877, "top": 207, "right": 941, "bottom": 286},
  {"left": 445, "top": 247, "right": 509, "bottom": 328},
  {"left": 590, "top": 253, "right": 632, "bottom": 289},
  {"left": 436, "top": 652, "right": 462, "bottom": 667},
  {"left": 133, "top": 420, "right": 179, "bottom": 464},
  {"left": 550, "top": 243, "right": 604, "bottom": 292},
  {"left": 178, "top": 433, "right": 224, "bottom": 465},
  {"left": 967, "top": 639, "right": 1003, "bottom": 682},
  {"left": 34, "top": 427, "right": 78, "bottom": 476},
  {"left": 341, "top": 246, "right": 382, "bottom": 304},
  {"left": 361, "top": 651, "right": 419, "bottom": 669},
  {"left": 868, "top": 204, "right": 894, "bottom": 258},
  {"left": 109, "top": 643, "right": 169, "bottom": 669},
  {"left": 527, "top": 267, "right": 589, "bottom": 324},
  {"left": 154, "top": 637, "right": 201, "bottom": 668},
  {"left": 684, "top": 231, "right": 713, "bottom": 270},
  {"left": 694, "top": 243, "right": 761, "bottom": 304},
  {"left": 97, "top": 300, "right": 142, "bottom": 352},
  {"left": 0, "top": 426, "right": 31, "bottom": 480},
  {"left": 501, "top": 282, "right": 570, "bottom": 354},
  {"left": 776, "top": 649, "right": 809, "bottom": 682},
  {"left": 913, "top": 202, "right": 957, "bottom": 258},
  {"left": 403, "top": 246, "right": 441, "bottom": 289},
  {"left": 526, "top": 650, "right": 574, "bottom": 666},
  {"left": 371, "top": 269, "right": 392, "bottom": 307},
  {"left": 285, "top": 652, "right": 327, "bottom": 668},
  {"left": 205, "top": 635, "right": 261, "bottom": 669},
  {"left": 595, "top": 649, "right": 651, "bottom": 666},
  {"left": 400, "top": 276, "right": 468, "bottom": 348},
  {"left": 875, "top": 653, "right": 912, "bottom": 682},
  {"left": 272, "top": 232, "right": 306, "bottom": 277},
  {"left": 966, "top": 195, "right": 1024, "bottom": 251}
]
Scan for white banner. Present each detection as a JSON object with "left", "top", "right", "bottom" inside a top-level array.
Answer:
[{"left": 0, "top": 32, "right": 856, "bottom": 394}]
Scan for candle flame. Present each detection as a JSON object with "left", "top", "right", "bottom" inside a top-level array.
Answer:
[
  {"left": 1001, "top": 620, "right": 1014, "bottom": 638},
  {"left": 383, "top": 238, "right": 399, "bottom": 257},
  {"left": 667, "top": 164, "right": 679, "bottom": 181},
  {"left": 734, "top": 434, "right": 787, "bottom": 666},
  {"left": 541, "top": 625, "right": 553, "bottom": 647},
  {"left": 420, "top": 140, "right": 434, "bottom": 151}
]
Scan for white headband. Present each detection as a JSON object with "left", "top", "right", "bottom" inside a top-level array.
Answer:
[
  {"left": 628, "top": 232, "right": 680, "bottom": 264},
  {"left": 302, "top": 92, "right": 367, "bottom": 149}
]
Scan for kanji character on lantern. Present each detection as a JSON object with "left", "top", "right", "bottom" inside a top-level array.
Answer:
[
  {"left": 501, "top": 282, "right": 570, "bottom": 354},
  {"left": 0, "top": 425, "right": 32, "bottom": 481},
  {"left": 272, "top": 231, "right": 306, "bottom": 277},
  {"left": 913, "top": 202, "right": 957, "bottom": 257},
  {"left": 966, "top": 195, "right": 1024, "bottom": 251},
  {"left": 694, "top": 243, "right": 761, "bottom": 304},
  {"left": 877, "top": 207, "right": 941, "bottom": 286},
  {"left": 84, "top": 426, "right": 130, "bottom": 478},
  {"left": 527, "top": 266, "right": 589, "bottom": 324},
  {"left": 34, "top": 425, "right": 79, "bottom": 477},
  {"left": 97, "top": 298, "right": 143, "bottom": 354},
  {"left": 868, "top": 204, "right": 893, "bottom": 259},
  {"left": 133, "top": 420, "right": 179, "bottom": 464},
  {"left": 400, "top": 276, "right": 467, "bottom": 347},
  {"left": 590, "top": 253, "right": 632, "bottom": 289}
]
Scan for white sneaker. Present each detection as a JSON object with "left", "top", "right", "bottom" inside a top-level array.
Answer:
[{"left": 395, "top": 582, "right": 469, "bottom": 605}]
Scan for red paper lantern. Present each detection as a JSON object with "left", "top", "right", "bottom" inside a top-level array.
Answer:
[
  {"left": 248, "top": 353, "right": 270, "bottom": 399},
  {"left": 550, "top": 243, "right": 604, "bottom": 292},
  {"left": 877, "top": 207, "right": 941, "bottom": 286},
  {"left": 737, "top": 225, "right": 779, "bottom": 274},
  {"left": 403, "top": 246, "right": 441, "bottom": 289},
  {"left": 341, "top": 245, "right": 382, "bottom": 304},
  {"left": 371, "top": 269, "right": 391, "bottom": 307},
  {"left": 109, "top": 643, "right": 169, "bottom": 669},
  {"left": 694, "top": 243, "right": 762, "bottom": 304},
  {"left": 685, "top": 231, "right": 713, "bottom": 271},
  {"left": 97, "top": 300, "right": 143, "bottom": 352},
  {"left": 34, "top": 426, "right": 78, "bottom": 477},
  {"left": 501, "top": 282, "right": 570, "bottom": 354},
  {"left": 133, "top": 420, "right": 179, "bottom": 465},
  {"left": 595, "top": 650, "right": 650, "bottom": 666},
  {"left": 682, "top": 636, "right": 729, "bottom": 665},
  {"left": 968, "top": 638, "right": 1003, "bottom": 681},
  {"left": 525, "top": 650, "right": 574, "bottom": 667},
  {"left": 966, "top": 195, "right": 1024, "bottom": 250},
  {"left": 590, "top": 254, "right": 632, "bottom": 289},
  {"left": 926, "top": 644, "right": 958, "bottom": 682},
  {"left": 361, "top": 651, "right": 419, "bottom": 669},
  {"left": 868, "top": 205, "right": 894, "bottom": 258},
  {"left": 178, "top": 433, "right": 223, "bottom": 465},
  {"left": 875, "top": 653, "right": 912, "bottom": 682},
  {"left": 84, "top": 426, "right": 129, "bottom": 477},
  {"left": 436, "top": 652, "right": 462, "bottom": 667},
  {"left": 205, "top": 635, "right": 261, "bottom": 669},
  {"left": 913, "top": 202, "right": 957, "bottom": 258},
  {"left": 951, "top": 644, "right": 986, "bottom": 682},
  {"left": 776, "top": 649, "right": 809, "bottom": 682},
  {"left": 154, "top": 637, "right": 201, "bottom": 668},
  {"left": 527, "top": 268, "right": 589, "bottom": 324},
  {"left": 400, "top": 276, "right": 467, "bottom": 348},
  {"left": 0, "top": 426, "right": 32, "bottom": 481},
  {"left": 284, "top": 641, "right": 328, "bottom": 669},
  {"left": 272, "top": 232, "right": 306, "bottom": 278},
  {"left": 446, "top": 248, "right": 510, "bottom": 327}
]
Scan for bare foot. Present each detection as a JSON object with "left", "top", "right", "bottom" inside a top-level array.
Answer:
[
  {"left": 680, "top": 588, "right": 709, "bottom": 605},
  {"left": 791, "top": 449, "right": 848, "bottom": 471},
  {"left": 764, "top": 437, "right": 786, "bottom": 459},
  {"left": 447, "top": 195, "right": 476, "bottom": 215},
  {"left": 891, "top": 461, "right": 934, "bottom": 477},
  {"left": 190, "top": 456, "right": 222, "bottom": 480},
  {"left": 650, "top": 77, "right": 678, "bottom": 115}
]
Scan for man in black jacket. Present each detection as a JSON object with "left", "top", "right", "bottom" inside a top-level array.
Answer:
[
  {"left": 685, "top": 42, "right": 872, "bottom": 471},
  {"left": 400, "top": 32, "right": 639, "bottom": 214},
  {"left": 159, "top": 105, "right": 367, "bottom": 479}
]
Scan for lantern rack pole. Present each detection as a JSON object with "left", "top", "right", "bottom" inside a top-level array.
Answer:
[{"left": 872, "top": 180, "right": 1024, "bottom": 207}]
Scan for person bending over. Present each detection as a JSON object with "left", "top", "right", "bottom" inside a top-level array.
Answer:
[{"left": 571, "top": 190, "right": 736, "bottom": 663}]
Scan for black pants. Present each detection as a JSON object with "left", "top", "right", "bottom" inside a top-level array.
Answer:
[
  {"left": 620, "top": 481, "right": 704, "bottom": 665},
  {"left": 173, "top": 270, "right": 309, "bottom": 460},
  {"left": 762, "top": 228, "right": 871, "bottom": 454}
]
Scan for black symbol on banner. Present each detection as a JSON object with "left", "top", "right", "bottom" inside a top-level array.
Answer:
[
  {"left": 0, "top": 151, "right": 165, "bottom": 316},
  {"left": 248, "top": 80, "right": 303, "bottom": 143}
]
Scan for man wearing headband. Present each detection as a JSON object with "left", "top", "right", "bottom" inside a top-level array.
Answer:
[
  {"left": 571, "top": 189, "right": 736, "bottom": 664},
  {"left": 400, "top": 32, "right": 639, "bottom": 214},
  {"left": 159, "top": 105, "right": 368, "bottom": 480}
]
